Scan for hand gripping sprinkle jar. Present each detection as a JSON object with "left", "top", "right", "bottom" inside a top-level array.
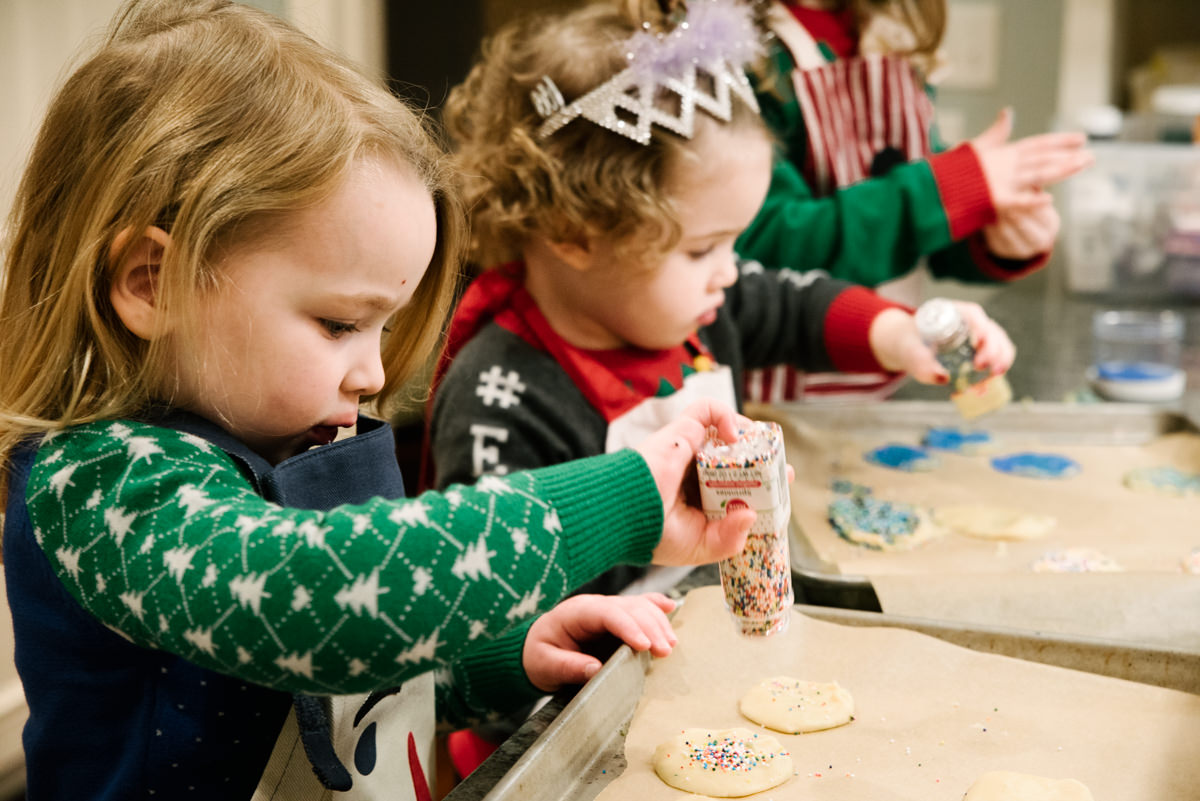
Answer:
[{"left": 696, "top": 421, "right": 793, "bottom": 636}]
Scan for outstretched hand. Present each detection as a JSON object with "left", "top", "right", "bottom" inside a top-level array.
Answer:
[
  {"left": 523, "top": 593, "right": 678, "bottom": 692},
  {"left": 870, "top": 303, "right": 1016, "bottom": 385},
  {"left": 983, "top": 197, "right": 1061, "bottom": 260},
  {"left": 970, "top": 107, "right": 1091, "bottom": 213},
  {"left": 634, "top": 399, "right": 758, "bottom": 566}
]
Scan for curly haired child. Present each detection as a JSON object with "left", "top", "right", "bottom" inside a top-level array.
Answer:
[{"left": 428, "top": 0, "right": 1015, "bottom": 589}]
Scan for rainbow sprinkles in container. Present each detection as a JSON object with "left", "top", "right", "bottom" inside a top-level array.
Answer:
[{"left": 696, "top": 421, "right": 793, "bottom": 636}]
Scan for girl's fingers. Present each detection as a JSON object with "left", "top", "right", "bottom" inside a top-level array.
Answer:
[{"left": 972, "top": 323, "right": 1016, "bottom": 373}]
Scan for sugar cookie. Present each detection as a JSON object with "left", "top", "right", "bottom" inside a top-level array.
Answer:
[
  {"left": 1032, "top": 547, "right": 1122, "bottom": 573},
  {"left": 933, "top": 504, "right": 1056, "bottom": 541},
  {"left": 963, "top": 770, "right": 1094, "bottom": 800},
  {"left": 922, "top": 426, "right": 995, "bottom": 454},
  {"left": 652, "top": 727, "right": 792, "bottom": 797},
  {"left": 991, "top": 452, "right": 1081, "bottom": 479},
  {"left": 1123, "top": 465, "right": 1200, "bottom": 497},
  {"left": 863, "top": 443, "right": 938, "bottom": 472},
  {"left": 828, "top": 481, "right": 943, "bottom": 551},
  {"left": 739, "top": 677, "right": 854, "bottom": 734}
]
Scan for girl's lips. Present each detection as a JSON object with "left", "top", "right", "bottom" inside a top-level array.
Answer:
[
  {"left": 307, "top": 425, "right": 340, "bottom": 446},
  {"left": 697, "top": 308, "right": 719, "bottom": 327}
]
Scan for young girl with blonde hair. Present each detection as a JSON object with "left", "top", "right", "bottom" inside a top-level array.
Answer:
[{"left": 0, "top": 2, "right": 758, "bottom": 798}]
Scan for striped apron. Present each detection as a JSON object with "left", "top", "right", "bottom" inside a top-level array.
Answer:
[{"left": 744, "top": 4, "right": 935, "bottom": 403}]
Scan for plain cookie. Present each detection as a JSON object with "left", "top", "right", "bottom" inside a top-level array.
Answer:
[
  {"left": 963, "top": 770, "right": 1094, "bottom": 800},
  {"left": 739, "top": 677, "right": 854, "bottom": 734},
  {"left": 933, "top": 504, "right": 1056, "bottom": 541}
]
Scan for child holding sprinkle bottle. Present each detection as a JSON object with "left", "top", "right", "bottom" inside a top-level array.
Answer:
[
  {"left": 426, "top": 1, "right": 1013, "bottom": 769},
  {"left": 427, "top": 0, "right": 1016, "bottom": 572},
  {"left": 0, "top": 2, "right": 760, "bottom": 798},
  {"left": 736, "top": 0, "right": 1092, "bottom": 401}
]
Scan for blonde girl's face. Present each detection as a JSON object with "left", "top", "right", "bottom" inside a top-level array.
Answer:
[
  {"left": 567, "top": 124, "right": 773, "bottom": 351},
  {"left": 170, "top": 158, "right": 437, "bottom": 464}
]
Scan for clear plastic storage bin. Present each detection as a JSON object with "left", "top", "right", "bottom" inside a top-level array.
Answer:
[{"left": 1062, "top": 142, "right": 1200, "bottom": 298}]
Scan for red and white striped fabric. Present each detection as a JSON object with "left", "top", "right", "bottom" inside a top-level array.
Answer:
[
  {"left": 743, "top": 7, "right": 934, "bottom": 404},
  {"left": 745, "top": 363, "right": 907, "bottom": 404},
  {"left": 793, "top": 52, "right": 934, "bottom": 198}
]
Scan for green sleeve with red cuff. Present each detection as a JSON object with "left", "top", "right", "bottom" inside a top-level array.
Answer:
[
  {"left": 738, "top": 43, "right": 1049, "bottom": 285},
  {"left": 25, "top": 420, "right": 662, "bottom": 721}
]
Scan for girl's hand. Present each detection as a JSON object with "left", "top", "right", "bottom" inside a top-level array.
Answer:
[
  {"left": 870, "top": 303, "right": 1016, "bottom": 385},
  {"left": 634, "top": 399, "right": 758, "bottom": 566},
  {"left": 970, "top": 108, "right": 1092, "bottom": 214},
  {"left": 983, "top": 197, "right": 1061, "bottom": 260},
  {"left": 523, "top": 593, "right": 678, "bottom": 692}
]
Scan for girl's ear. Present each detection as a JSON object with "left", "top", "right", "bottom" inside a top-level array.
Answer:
[
  {"left": 544, "top": 234, "right": 596, "bottom": 272},
  {"left": 109, "top": 226, "right": 172, "bottom": 340}
]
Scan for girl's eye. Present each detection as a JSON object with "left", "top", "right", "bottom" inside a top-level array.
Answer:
[
  {"left": 688, "top": 245, "right": 716, "bottom": 260},
  {"left": 320, "top": 319, "right": 359, "bottom": 338}
]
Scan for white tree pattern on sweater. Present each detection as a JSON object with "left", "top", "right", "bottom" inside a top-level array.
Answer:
[{"left": 24, "top": 419, "right": 643, "bottom": 700}]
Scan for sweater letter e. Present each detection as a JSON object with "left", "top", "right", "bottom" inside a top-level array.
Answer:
[{"left": 469, "top": 424, "right": 509, "bottom": 477}]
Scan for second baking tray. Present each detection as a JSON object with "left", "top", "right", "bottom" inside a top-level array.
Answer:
[{"left": 755, "top": 400, "right": 1199, "bottom": 608}]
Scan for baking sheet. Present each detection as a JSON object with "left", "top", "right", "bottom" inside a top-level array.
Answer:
[
  {"left": 595, "top": 586, "right": 1200, "bottom": 800},
  {"left": 476, "top": 586, "right": 1200, "bottom": 801},
  {"left": 762, "top": 400, "right": 1200, "bottom": 577},
  {"left": 869, "top": 573, "right": 1200, "bottom": 650}
]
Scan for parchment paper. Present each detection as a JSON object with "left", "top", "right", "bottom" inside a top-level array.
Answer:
[
  {"left": 870, "top": 573, "right": 1200, "bottom": 650},
  {"left": 775, "top": 415, "right": 1200, "bottom": 576},
  {"left": 594, "top": 586, "right": 1200, "bottom": 801}
]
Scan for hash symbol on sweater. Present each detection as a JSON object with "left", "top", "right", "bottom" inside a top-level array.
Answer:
[{"left": 476, "top": 366, "right": 526, "bottom": 408}]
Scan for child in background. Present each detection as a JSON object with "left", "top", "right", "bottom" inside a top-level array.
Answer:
[
  {"left": 737, "top": 0, "right": 1092, "bottom": 400},
  {"left": 427, "top": 0, "right": 1013, "bottom": 771},
  {"left": 0, "top": 2, "right": 758, "bottom": 799},
  {"left": 428, "top": 0, "right": 1015, "bottom": 581}
]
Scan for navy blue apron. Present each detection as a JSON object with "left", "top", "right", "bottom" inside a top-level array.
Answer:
[{"left": 154, "top": 410, "right": 408, "bottom": 793}]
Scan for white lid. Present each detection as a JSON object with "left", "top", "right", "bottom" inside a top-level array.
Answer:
[
  {"left": 1077, "top": 104, "right": 1123, "bottom": 138},
  {"left": 1151, "top": 84, "right": 1200, "bottom": 117}
]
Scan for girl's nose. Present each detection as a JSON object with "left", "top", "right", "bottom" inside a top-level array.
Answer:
[
  {"left": 344, "top": 342, "right": 386, "bottom": 396},
  {"left": 712, "top": 252, "right": 739, "bottom": 290}
]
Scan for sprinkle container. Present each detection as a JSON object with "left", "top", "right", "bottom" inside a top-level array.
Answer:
[{"left": 696, "top": 421, "right": 793, "bottom": 636}]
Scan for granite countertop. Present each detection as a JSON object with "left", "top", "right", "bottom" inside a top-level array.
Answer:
[
  {"left": 892, "top": 265, "right": 1200, "bottom": 421},
  {"left": 444, "top": 264, "right": 1200, "bottom": 799}
]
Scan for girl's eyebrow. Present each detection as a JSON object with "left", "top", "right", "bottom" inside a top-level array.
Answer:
[
  {"left": 687, "top": 226, "right": 742, "bottom": 243},
  {"left": 328, "top": 292, "right": 405, "bottom": 313}
]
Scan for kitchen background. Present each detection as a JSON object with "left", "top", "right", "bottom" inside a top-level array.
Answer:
[{"left": 0, "top": 1, "right": 1197, "bottom": 797}]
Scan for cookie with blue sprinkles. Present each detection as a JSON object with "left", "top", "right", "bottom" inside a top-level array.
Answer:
[
  {"left": 921, "top": 427, "right": 995, "bottom": 455},
  {"left": 990, "top": 452, "right": 1081, "bottom": 480},
  {"left": 827, "top": 482, "right": 942, "bottom": 551},
  {"left": 1122, "top": 465, "right": 1200, "bottom": 497},
  {"left": 863, "top": 443, "right": 938, "bottom": 472}
]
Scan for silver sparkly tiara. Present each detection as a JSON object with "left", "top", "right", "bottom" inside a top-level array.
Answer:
[{"left": 532, "top": 0, "right": 763, "bottom": 146}]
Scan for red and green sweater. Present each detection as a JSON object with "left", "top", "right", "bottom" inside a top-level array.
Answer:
[{"left": 736, "top": 3, "right": 1048, "bottom": 287}]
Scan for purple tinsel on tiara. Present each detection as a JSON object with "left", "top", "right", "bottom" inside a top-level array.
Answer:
[{"left": 625, "top": 0, "right": 762, "bottom": 81}]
